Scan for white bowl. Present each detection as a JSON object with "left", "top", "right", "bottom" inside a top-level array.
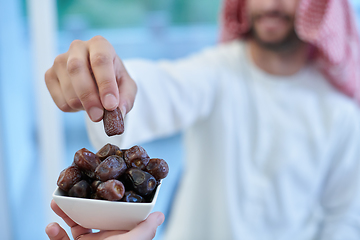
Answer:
[{"left": 52, "top": 182, "right": 161, "bottom": 231}]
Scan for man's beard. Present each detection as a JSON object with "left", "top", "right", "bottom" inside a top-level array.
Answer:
[
  {"left": 250, "top": 27, "right": 302, "bottom": 52},
  {"left": 248, "top": 11, "right": 302, "bottom": 52}
]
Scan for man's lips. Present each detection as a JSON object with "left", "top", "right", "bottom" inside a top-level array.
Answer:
[
  {"left": 254, "top": 12, "right": 291, "bottom": 22},
  {"left": 254, "top": 13, "right": 291, "bottom": 31}
]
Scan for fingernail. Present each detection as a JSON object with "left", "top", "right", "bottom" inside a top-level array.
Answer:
[
  {"left": 103, "top": 94, "right": 118, "bottom": 110},
  {"left": 120, "top": 106, "right": 127, "bottom": 119},
  {"left": 157, "top": 214, "right": 165, "bottom": 226},
  {"left": 89, "top": 107, "right": 104, "bottom": 121}
]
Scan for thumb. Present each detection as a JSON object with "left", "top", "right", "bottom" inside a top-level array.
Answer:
[
  {"left": 124, "top": 212, "right": 165, "bottom": 240},
  {"left": 45, "top": 222, "right": 70, "bottom": 240}
]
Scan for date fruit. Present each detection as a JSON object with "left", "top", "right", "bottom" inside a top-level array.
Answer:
[
  {"left": 126, "top": 168, "right": 157, "bottom": 196},
  {"left": 68, "top": 180, "right": 91, "bottom": 198},
  {"left": 103, "top": 108, "right": 124, "bottom": 136},
  {"left": 146, "top": 158, "right": 169, "bottom": 180},
  {"left": 122, "top": 191, "right": 144, "bottom": 203},
  {"left": 74, "top": 148, "right": 101, "bottom": 178},
  {"left": 97, "top": 179, "right": 125, "bottom": 201},
  {"left": 57, "top": 166, "right": 82, "bottom": 192},
  {"left": 56, "top": 143, "right": 168, "bottom": 203},
  {"left": 91, "top": 180, "right": 102, "bottom": 192},
  {"left": 123, "top": 145, "right": 150, "bottom": 170},
  {"left": 96, "top": 143, "right": 123, "bottom": 161},
  {"left": 95, "top": 155, "right": 127, "bottom": 182}
]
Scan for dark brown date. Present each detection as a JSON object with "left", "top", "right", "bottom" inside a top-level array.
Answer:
[
  {"left": 57, "top": 166, "right": 82, "bottom": 192},
  {"left": 121, "top": 191, "right": 144, "bottom": 203},
  {"left": 96, "top": 143, "right": 123, "bottom": 161},
  {"left": 118, "top": 174, "right": 133, "bottom": 191},
  {"left": 73, "top": 148, "right": 101, "bottom": 178},
  {"left": 95, "top": 155, "right": 127, "bottom": 182},
  {"left": 126, "top": 168, "right": 157, "bottom": 196},
  {"left": 91, "top": 180, "right": 102, "bottom": 192},
  {"left": 68, "top": 180, "right": 91, "bottom": 198},
  {"left": 57, "top": 143, "right": 168, "bottom": 203},
  {"left": 123, "top": 145, "right": 150, "bottom": 170},
  {"left": 91, "top": 192, "right": 102, "bottom": 199},
  {"left": 146, "top": 158, "right": 169, "bottom": 180},
  {"left": 97, "top": 179, "right": 125, "bottom": 201},
  {"left": 103, "top": 107, "right": 124, "bottom": 136}
]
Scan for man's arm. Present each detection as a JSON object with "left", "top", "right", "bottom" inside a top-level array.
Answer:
[
  {"left": 85, "top": 48, "right": 225, "bottom": 149},
  {"left": 46, "top": 36, "right": 226, "bottom": 149}
]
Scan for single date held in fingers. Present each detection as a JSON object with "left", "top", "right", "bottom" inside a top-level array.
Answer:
[{"left": 103, "top": 107, "right": 124, "bottom": 136}]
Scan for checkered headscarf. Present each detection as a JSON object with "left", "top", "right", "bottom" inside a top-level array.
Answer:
[{"left": 220, "top": 0, "right": 360, "bottom": 103}]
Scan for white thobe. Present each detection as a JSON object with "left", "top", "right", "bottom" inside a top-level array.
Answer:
[{"left": 86, "top": 40, "right": 360, "bottom": 240}]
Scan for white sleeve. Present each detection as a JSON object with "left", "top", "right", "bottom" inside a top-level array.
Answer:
[
  {"left": 86, "top": 46, "right": 223, "bottom": 150},
  {"left": 317, "top": 108, "right": 360, "bottom": 239}
]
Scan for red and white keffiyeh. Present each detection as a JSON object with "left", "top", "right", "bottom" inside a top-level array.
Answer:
[{"left": 220, "top": 0, "right": 360, "bottom": 103}]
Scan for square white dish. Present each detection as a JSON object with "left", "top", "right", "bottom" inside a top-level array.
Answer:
[{"left": 52, "top": 182, "right": 161, "bottom": 230}]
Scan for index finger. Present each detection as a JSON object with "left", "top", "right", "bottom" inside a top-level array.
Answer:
[
  {"left": 87, "top": 36, "right": 119, "bottom": 111},
  {"left": 51, "top": 200, "right": 78, "bottom": 227}
]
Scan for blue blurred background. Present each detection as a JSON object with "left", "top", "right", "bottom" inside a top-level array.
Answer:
[{"left": 0, "top": 0, "right": 359, "bottom": 239}]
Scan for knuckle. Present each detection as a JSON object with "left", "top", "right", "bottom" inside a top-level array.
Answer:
[
  {"left": 98, "top": 78, "right": 114, "bottom": 91},
  {"left": 91, "top": 35, "right": 106, "bottom": 42},
  {"left": 67, "top": 97, "right": 83, "bottom": 110},
  {"left": 58, "top": 102, "right": 72, "bottom": 112},
  {"left": 90, "top": 53, "right": 111, "bottom": 67},
  {"left": 69, "top": 39, "right": 84, "bottom": 49},
  {"left": 53, "top": 53, "right": 67, "bottom": 66},
  {"left": 44, "top": 69, "right": 53, "bottom": 83},
  {"left": 78, "top": 90, "right": 94, "bottom": 104},
  {"left": 67, "top": 58, "right": 85, "bottom": 75}
]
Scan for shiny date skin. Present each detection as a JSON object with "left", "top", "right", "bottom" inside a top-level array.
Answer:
[
  {"left": 97, "top": 179, "right": 125, "bottom": 201},
  {"left": 123, "top": 145, "right": 150, "bottom": 170},
  {"left": 96, "top": 143, "right": 123, "bottom": 161},
  {"left": 121, "top": 191, "right": 144, "bottom": 203},
  {"left": 95, "top": 155, "right": 127, "bottom": 182},
  {"left": 57, "top": 165, "right": 82, "bottom": 192},
  {"left": 126, "top": 168, "right": 157, "bottom": 196},
  {"left": 146, "top": 158, "right": 169, "bottom": 180},
  {"left": 91, "top": 180, "right": 102, "bottom": 192},
  {"left": 73, "top": 148, "right": 101, "bottom": 178},
  {"left": 68, "top": 180, "right": 91, "bottom": 198}
]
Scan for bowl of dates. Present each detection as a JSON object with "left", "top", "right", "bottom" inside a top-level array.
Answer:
[{"left": 53, "top": 143, "right": 169, "bottom": 230}]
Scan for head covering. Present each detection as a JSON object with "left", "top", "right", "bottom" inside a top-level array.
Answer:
[{"left": 220, "top": 0, "right": 360, "bottom": 103}]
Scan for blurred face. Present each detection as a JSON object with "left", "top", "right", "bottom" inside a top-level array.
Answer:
[{"left": 247, "top": 0, "right": 301, "bottom": 51}]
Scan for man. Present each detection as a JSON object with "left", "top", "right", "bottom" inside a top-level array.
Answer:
[{"left": 45, "top": 0, "right": 360, "bottom": 239}]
